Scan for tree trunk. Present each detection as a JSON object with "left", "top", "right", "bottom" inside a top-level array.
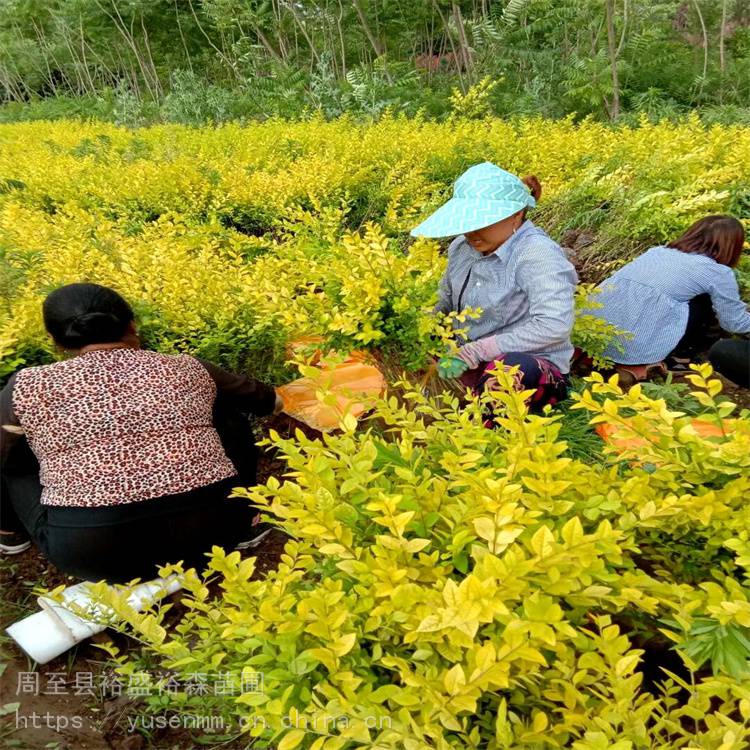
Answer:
[
  {"left": 269, "top": 0, "right": 288, "bottom": 61},
  {"left": 719, "top": 0, "right": 728, "bottom": 73},
  {"left": 605, "top": 0, "right": 620, "bottom": 120},
  {"left": 336, "top": 0, "right": 347, "bottom": 76},
  {"left": 173, "top": 0, "right": 194, "bottom": 73},
  {"left": 352, "top": 0, "right": 383, "bottom": 57},
  {"left": 94, "top": 0, "right": 158, "bottom": 99},
  {"left": 255, "top": 25, "right": 285, "bottom": 64},
  {"left": 432, "top": 0, "right": 465, "bottom": 91},
  {"left": 451, "top": 3, "right": 473, "bottom": 77},
  {"left": 692, "top": 0, "right": 708, "bottom": 98},
  {"left": 282, "top": 0, "right": 320, "bottom": 65},
  {"left": 616, "top": 0, "right": 629, "bottom": 57},
  {"left": 139, "top": 12, "right": 163, "bottom": 98},
  {"left": 185, "top": 0, "right": 238, "bottom": 79}
]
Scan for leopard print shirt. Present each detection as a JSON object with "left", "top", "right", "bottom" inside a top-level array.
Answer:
[{"left": 12, "top": 349, "right": 237, "bottom": 507}]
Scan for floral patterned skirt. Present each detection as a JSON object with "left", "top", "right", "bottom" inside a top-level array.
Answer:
[{"left": 459, "top": 351, "right": 569, "bottom": 415}]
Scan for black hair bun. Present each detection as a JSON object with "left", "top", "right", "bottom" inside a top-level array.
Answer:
[
  {"left": 43, "top": 283, "right": 135, "bottom": 349},
  {"left": 63, "top": 311, "right": 127, "bottom": 346}
]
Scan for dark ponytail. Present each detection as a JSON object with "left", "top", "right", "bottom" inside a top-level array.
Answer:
[
  {"left": 521, "top": 174, "right": 542, "bottom": 202},
  {"left": 520, "top": 175, "right": 542, "bottom": 221},
  {"left": 43, "top": 283, "right": 134, "bottom": 350}
]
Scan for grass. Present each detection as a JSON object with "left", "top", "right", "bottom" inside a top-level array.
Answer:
[{"left": 557, "top": 400, "right": 606, "bottom": 463}]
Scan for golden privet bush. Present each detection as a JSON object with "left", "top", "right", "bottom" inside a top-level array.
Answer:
[
  {"left": 86, "top": 366, "right": 750, "bottom": 749},
  {"left": 7, "top": 117, "right": 749, "bottom": 748},
  {"left": 1, "top": 116, "right": 749, "bottom": 377}
]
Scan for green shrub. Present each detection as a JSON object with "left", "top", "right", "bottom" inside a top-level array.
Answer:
[{"left": 85, "top": 365, "right": 750, "bottom": 749}]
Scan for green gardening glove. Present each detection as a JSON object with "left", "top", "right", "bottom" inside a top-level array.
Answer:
[{"left": 437, "top": 355, "right": 469, "bottom": 379}]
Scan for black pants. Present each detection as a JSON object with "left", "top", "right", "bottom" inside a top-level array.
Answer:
[
  {"left": 671, "top": 293, "right": 720, "bottom": 360},
  {"left": 709, "top": 339, "right": 750, "bottom": 388},
  {"left": 0, "top": 395, "right": 260, "bottom": 583}
]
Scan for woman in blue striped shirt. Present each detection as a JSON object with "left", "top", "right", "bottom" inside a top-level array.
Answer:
[
  {"left": 411, "top": 162, "right": 578, "bottom": 411},
  {"left": 592, "top": 215, "right": 750, "bottom": 385}
]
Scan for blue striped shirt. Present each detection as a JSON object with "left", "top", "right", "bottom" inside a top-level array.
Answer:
[
  {"left": 593, "top": 245, "right": 750, "bottom": 364},
  {"left": 437, "top": 220, "right": 578, "bottom": 373}
]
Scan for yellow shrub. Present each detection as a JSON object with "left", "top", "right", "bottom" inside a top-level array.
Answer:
[
  {"left": 2, "top": 116, "right": 749, "bottom": 377},
  {"left": 84, "top": 366, "right": 750, "bottom": 749}
]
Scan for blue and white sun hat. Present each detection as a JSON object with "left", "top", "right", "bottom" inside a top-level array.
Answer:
[{"left": 410, "top": 162, "right": 536, "bottom": 238}]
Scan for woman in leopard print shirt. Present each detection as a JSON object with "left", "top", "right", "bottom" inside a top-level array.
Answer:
[{"left": 0, "top": 283, "right": 280, "bottom": 582}]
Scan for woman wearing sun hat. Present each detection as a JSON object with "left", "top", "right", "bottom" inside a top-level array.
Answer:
[{"left": 412, "top": 162, "right": 577, "bottom": 411}]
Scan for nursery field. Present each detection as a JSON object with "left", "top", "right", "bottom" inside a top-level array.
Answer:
[
  {"left": 2, "top": 116, "right": 750, "bottom": 379},
  {"left": 1, "top": 117, "right": 750, "bottom": 750}
]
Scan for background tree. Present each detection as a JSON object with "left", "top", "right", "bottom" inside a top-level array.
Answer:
[{"left": 1, "top": 0, "right": 749, "bottom": 122}]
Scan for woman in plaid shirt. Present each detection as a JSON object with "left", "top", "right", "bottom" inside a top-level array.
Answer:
[
  {"left": 591, "top": 215, "right": 750, "bottom": 385},
  {"left": 411, "top": 162, "right": 577, "bottom": 412}
]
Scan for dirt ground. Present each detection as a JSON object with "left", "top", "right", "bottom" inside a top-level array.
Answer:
[{"left": 0, "top": 529, "right": 288, "bottom": 750}]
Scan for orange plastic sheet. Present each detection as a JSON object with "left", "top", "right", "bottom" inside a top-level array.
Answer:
[
  {"left": 595, "top": 418, "right": 731, "bottom": 452},
  {"left": 275, "top": 338, "right": 385, "bottom": 432}
]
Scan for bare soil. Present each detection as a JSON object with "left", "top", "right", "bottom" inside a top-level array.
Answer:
[{"left": 0, "top": 530, "right": 289, "bottom": 750}]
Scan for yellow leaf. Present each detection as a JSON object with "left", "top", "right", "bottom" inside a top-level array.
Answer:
[
  {"left": 278, "top": 729, "right": 306, "bottom": 750},
  {"left": 300, "top": 524, "right": 329, "bottom": 535},
  {"left": 444, "top": 664, "right": 466, "bottom": 695},
  {"left": 305, "top": 648, "right": 337, "bottom": 671},
  {"left": 530, "top": 525, "right": 555, "bottom": 558},
  {"left": 330, "top": 632, "right": 357, "bottom": 657},
  {"left": 561, "top": 516, "right": 584, "bottom": 546},
  {"left": 341, "top": 412, "right": 358, "bottom": 432},
  {"left": 615, "top": 652, "right": 641, "bottom": 676},
  {"left": 405, "top": 538, "right": 431, "bottom": 553},
  {"left": 319, "top": 543, "right": 349, "bottom": 556},
  {"left": 532, "top": 711, "right": 548, "bottom": 732},
  {"left": 473, "top": 517, "right": 497, "bottom": 542}
]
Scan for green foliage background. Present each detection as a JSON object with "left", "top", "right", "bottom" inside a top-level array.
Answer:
[{"left": 1, "top": 1, "right": 750, "bottom": 124}]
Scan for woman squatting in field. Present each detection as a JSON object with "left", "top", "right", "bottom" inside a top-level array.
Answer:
[
  {"left": 0, "top": 283, "right": 281, "bottom": 577},
  {"left": 591, "top": 215, "right": 750, "bottom": 388},
  {"left": 412, "top": 162, "right": 578, "bottom": 413}
]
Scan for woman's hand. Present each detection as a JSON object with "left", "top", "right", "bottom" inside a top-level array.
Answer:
[
  {"left": 437, "top": 356, "right": 470, "bottom": 379},
  {"left": 439, "top": 336, "right": 505, "bottom": 379},
  {"left": 455, "top": 336, "right": 504, "bottom": 370}
]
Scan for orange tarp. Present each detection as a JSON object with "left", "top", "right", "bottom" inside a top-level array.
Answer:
[
  {"left": 595, "top": 418, "right": 731, "bottom": 452},
  {"left": 275, "top": 339, "right": 385, "bottom": 432}
]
